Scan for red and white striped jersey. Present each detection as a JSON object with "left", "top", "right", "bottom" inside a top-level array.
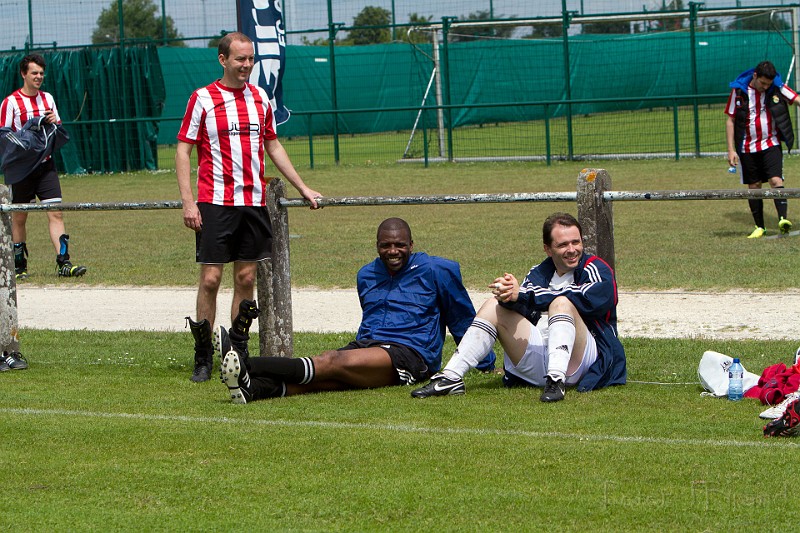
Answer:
[
  {"left": 725, "top": 84, "right": 798, "bottom": 153},
  {"left": 0, "top": 89, "right": 61, "bottom": 131},
  {"left": 177, "top": 80, "right": 278, "bottom": 207}
]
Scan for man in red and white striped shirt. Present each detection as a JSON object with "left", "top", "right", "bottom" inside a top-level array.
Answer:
[
  {"left": 176, "top": 32, "right": 322, "bottom": 383},
  {"left": 0, "top": 53, "right": 87, "bottom": 280},
  {"left": 725, "top": 60, "right": 798, "bottom": 238}
]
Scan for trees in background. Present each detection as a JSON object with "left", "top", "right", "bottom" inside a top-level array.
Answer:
[{"left": 92, "top": 0, "right": 184, "bottom": 46}]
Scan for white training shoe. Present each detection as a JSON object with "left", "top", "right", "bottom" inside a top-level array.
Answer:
[{"left": 760, "top": 391, "right": 800, "bottom": 420}]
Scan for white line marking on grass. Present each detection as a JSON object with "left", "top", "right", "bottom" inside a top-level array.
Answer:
[
  {"left": 4, "top": 407, "right": 797, "bottom": 449},
  {"left": 628, "top": 380, "right": 701, "bottom": 385}
]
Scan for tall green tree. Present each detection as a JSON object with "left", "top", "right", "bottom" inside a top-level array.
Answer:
[
  {"left": 92, "top": 0, "right": 184, "bottom": 46},
  {"left": 450, "top": 10, "right": 515, "bottom": 42},
  {"left": 583, "top": 21, "right": 631, "bottom": 35},
  {"left": 525, "top": 22, "right": 563, "bottom": 39},
  {"left": 347, "top": 6, "right": 391, "bottom": 45},
  {"left": 652, "top": 0, "right": 685, "bottom": 32},
  {"left": 727, "top": 12, "right": 790, "bottom": 31},
  {"left": 300, "top": 35, "right": 330, "bottom": 46},
  {"left": 698, "top": 18, "right": 722, "bottom": 32},
  {"left": 398, "top": 13, "right": 434, "bottom": 44}
]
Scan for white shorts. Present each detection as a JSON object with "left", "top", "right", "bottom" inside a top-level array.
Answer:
[{"left": 502, "top": 318, "right": 598, "bottom": 387}]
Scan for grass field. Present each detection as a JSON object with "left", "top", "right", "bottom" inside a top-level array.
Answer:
[
  {"left": 19, "top": 156, "right": 800, "bottom": 290},
  {"left": 2, "top": 331, "right": 798, "bottom": 531},
  {"left": 5, "top": 157, "right": 800, "bottom": 530}
]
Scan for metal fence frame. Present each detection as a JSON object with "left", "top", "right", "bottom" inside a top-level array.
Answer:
[{"left": 8, "top": 4, "right": 800, "bottom": 169}]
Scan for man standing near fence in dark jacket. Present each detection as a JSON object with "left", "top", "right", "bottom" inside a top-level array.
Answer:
[
  {"left": 0, "top": 54, "right": 87, "bottom": 279},
  {"left": 726, "top": 60, "right": 798, "bottom": 239}
]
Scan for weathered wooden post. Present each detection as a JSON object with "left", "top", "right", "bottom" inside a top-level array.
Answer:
[
  {"left": 0, "top": 185, "right": 20, "bottom": 355},
  {"left": 256, "top": 178, "right": 293, "bottom": 358},
  {"left": 576, "top": 168, "right": 615, "bottom": 270}
]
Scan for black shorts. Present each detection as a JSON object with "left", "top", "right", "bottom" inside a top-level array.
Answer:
[
  {"left": 10, "top": 159, "right": 62, "bottom": 204},
  {"left": 739, "top": 146, "right": 783, "bottom": 185},
  {"left": 340, "top": 339, "right": 432, "bottom": 385},
  {"left": 195, "top": 203, "right": 272, "bottom": 264}
]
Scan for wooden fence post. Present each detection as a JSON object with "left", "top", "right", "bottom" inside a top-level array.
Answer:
[
  {"left": 255, "top": 257, "right": 276, "bottom": 350},
  {"left": 0, "top": 185, "right": 20, "bottom": 355},
  {"left": 256, "top": 178, "right": 293, "bottom": 358},
  {"left": 577, "top": 168, "right": 615, "bottom": 270}
]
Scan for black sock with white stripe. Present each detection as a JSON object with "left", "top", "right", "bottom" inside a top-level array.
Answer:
[
  {"left": 250, "top": 377, "right": 286, "bottom": 400},
  {"left": 247, "top": 356, "right": 315, "bottom": 384}
]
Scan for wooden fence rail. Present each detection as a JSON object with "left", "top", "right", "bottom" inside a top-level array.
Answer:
[{"left": 4, "top": 168, "right": 800, "bottom": 358}]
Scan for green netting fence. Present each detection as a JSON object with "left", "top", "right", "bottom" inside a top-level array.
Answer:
[
  {"left": 0, "top": 45, "right": 164, "bottom": 174},
  {"left": 157, "top": 29, "right": 794, "bottom": 148},
  {"left": 1, "top": 27, "right": 797, "bottom": 169}
]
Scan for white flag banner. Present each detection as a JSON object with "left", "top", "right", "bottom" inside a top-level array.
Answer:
[{"left": 238, "top": 0, "right": 290, "bottom": 125}]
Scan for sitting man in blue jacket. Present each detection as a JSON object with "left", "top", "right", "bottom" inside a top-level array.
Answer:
[
  {"left": 412, "top": 212, "right": 626, "bottom": 403},
  {"left": 217, "top": 217, "right": 495, "bottom": 403}
]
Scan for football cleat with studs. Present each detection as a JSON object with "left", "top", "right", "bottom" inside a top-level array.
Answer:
[
  {"left": 410, "top": 372, "right": 465, "bottom": 398},
  {"left": 763, "top": 399, "right": 800, "bottom": 437}
]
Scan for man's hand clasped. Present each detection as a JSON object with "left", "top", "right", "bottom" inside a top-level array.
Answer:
[{"left": 490, "top": 273, "right": 519, "bottom": 303}]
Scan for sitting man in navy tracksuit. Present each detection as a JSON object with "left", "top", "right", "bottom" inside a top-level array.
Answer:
[
  {"left": 412, "top": 212, "right": 626, "bottom": 403},
  {"left": 217, "top": 217, "right": 495, "bottom": 404}
]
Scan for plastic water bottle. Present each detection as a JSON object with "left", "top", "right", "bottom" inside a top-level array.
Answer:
[
  {"left": 728, "top": 358, "right": 744, "bottom": 401},
  {"left": 728, "top": 165, "right": 737, "bottom": 174}
]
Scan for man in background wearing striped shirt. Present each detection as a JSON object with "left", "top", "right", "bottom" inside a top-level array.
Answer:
[
  {"left": 0, "top": 53, "right": 87, "bottom": 280},
  {"left": 726, "top": 60, "right": 798, "bottom": 239}
]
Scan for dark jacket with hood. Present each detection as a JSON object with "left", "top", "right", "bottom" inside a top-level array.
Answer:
[
  {"left": 0, "top": 116, "right": 69, "bottom": 185},
  {"left": 729, "top": 68, "right": 794, "bottom": 153}
]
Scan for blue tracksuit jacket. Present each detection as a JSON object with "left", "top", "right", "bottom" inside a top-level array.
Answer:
[
  {"left": 356, "top": 252, "right": 495, "bottom": 372},
  {"left": 499, "top": 253, "right": 626, "bottom": 391}
]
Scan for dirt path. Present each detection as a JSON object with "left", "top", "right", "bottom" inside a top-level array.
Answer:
[{"left": 14, "top": 285, "right": 800, "bottom": 340}]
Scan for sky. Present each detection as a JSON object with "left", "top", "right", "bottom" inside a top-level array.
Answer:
[{"left": 1, "top": 0, "right": 793, "bottom": 51}]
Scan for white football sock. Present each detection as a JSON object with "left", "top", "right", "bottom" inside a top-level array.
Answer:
[
  {"left": 546, "top": 313, "right": 575, "bottom": 382},
  {"left": 442, "top": 318, "right": 498, "bottom": 380}
]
